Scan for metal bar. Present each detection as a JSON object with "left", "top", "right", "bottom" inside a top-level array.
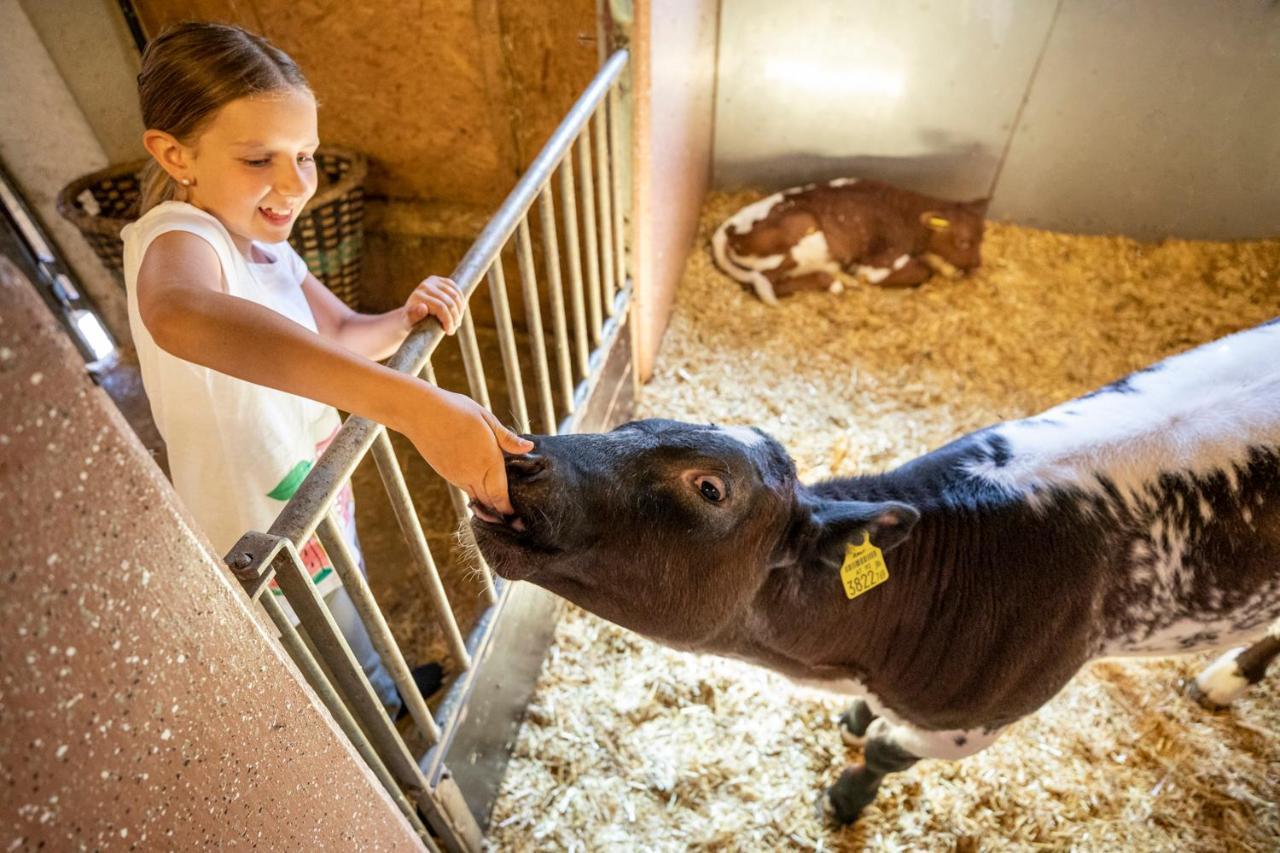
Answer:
[
  {"left": 487, "top": 261, "right": 531, "bottom": 434},
  {"left": 418, "top": 362, "right": 499, "bottom": 607},
  {"left": 608, "top": 84, "right": 628, "bottom": 298},
  {"left": 225, "top": 532, "right": 436, "bottom": 848},
  {"left": 370, "top": 431, "right": 471, "bottom": 669},
  {"left": 593, "top": 107, "right": 617, "bottom": 316},
  {"left": 537, "top": 185, "right": 576, "bottom": 414},
  {"left": 557, "top": 159, "right": 591, "bottom": 377},
  {"left": 515, "top": 219, "right": 557, "bottom": 434},
  {"left": 576, "top": 134, "right": 604, "bottom": 345},
  {"left": 271, "top": 532, "right": 428, "bottom": 791},
  {"left": 422, "top": 581, "right": 511, "bottom": 783},
  {"left": 564, "top": 287, "right": 633, "bottom": 434},
  {"left": 317, "top": 513, "right": 443, "bottom": 745},
  {"left": 445, "top": 483, "right": 498, "bottom": 606},
  {"left": 456, "top": 310, "right": 491, "bottom": 411},
  {"left": 258, "top": 592, "right": 438, "bottom": 849}
]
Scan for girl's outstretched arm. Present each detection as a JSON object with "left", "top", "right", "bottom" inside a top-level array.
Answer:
[{"left": 137, "top": 230, "right": 531, "bottom": 514}]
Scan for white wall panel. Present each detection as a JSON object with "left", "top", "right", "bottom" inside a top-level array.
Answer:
[
  {"left": 714, "top": 0, "right": 1280, "bottom": 240},
  {"left": 713, "top": 0, "right": 1057, "bottom": 200},
  {"left": 992, "top": 1, "right": 1280, "bottom": 240}
]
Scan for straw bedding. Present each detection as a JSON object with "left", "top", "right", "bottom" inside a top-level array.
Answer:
[{"left": 487, "top": 190, "right": 1280, "bottom": 851}]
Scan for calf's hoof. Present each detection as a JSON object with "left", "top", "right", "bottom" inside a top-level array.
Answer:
[
  {"left": 1183, "top": 647, "right": 1248, "bottom": 711},
  {"left": 820, "top": 765, "right": 879, "bottom": 827},
  {"left": 838, "top": 699, "right": 876, "bottom": 746}
]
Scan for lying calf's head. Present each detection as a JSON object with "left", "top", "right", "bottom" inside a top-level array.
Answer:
[
  {"left": 471, "top": 419, "right": 918, "bottom": 647},
  {"left": 922, "top": 197, "right": 989, "bottom": 272}
]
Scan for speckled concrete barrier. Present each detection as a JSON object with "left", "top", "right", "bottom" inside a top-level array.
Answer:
[{"left": 0, "top": 256, "right": 422, "bottom": 850}]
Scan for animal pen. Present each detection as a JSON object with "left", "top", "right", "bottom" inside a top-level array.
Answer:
[{"left": 3, "top": 1, "right": 1280, "bottom": 851}]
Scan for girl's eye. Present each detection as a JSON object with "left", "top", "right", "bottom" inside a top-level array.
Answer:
[
  {"left": 298, "top": 153, "right": 315, "bottom": 164},
  {"left": 244, "top": 158, "right": 271, "bottom": 167},
  {"left": 695, "top": 475, "right": 726, "bottom": 503}
]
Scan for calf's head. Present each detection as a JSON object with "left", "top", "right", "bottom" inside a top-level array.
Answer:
[
  {"left": 471, "top": 419, "right": 918, "bottom": 648},
  {"left": 920, "top": 198, "right": 989, "bottom": 271}
]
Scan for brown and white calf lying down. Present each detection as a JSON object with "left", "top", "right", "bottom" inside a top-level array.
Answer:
[
  {"left": 711, "top": 178, "right": 989, "bottom": 304},
  {"left": 471, "top": 317, "right": 1280, "bottom": 826}
]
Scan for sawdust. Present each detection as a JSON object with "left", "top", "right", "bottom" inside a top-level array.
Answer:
[{"left": 487, "top": 190, "right": 1280, "bottom": 851}]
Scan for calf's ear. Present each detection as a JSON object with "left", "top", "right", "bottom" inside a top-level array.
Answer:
[
  {"left": 778, "top": 497, "right": 920, "bottom": 569},
  {"left": 813, "top": 499, "right": 919, "bottom": 553}
]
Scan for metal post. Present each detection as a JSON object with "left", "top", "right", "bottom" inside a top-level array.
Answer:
[
  {"left": 576, "top": 135, "right": 604, "bottom": 344},
  {"left": 538, "top": 186, "right": 576, "bottom": 414},
  {"left": 369, "top": 431, "right": 471, "bottom": 669},
  {"left": 608, "top": 84, "right": 628, "bottom": 297},
  {"left": 486, "top": 261, "right": 531, "bottom": 434},
  {"left": 558, "top": 160, "right": 591, "bottom": 378},
  {"left": 268, "top": 531, "right": 429, "bottom": 791},
  {"left": 593, "top": 108, "right": 617, "bottom": 316},
  {"left": 317, "top": 513, "right": 443, "bottom": 745},
  {"left": 456, "top": 310, "right": 491, "bottom": 411},
  {"left": 515, "top": 219, "right": 557, "bottom": 434}
]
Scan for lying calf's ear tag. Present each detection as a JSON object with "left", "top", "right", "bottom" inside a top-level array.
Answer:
[{"left": 840, "top": 532, "right": 889, "bottom": 600}]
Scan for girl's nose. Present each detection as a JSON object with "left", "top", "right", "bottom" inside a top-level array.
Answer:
[{"left": 275, "top": 160, "right": 312, "bottom": 198}]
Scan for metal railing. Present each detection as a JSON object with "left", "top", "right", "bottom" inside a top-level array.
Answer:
[{"left": 223, "top": 50, "right": 631, "bottom": 852}]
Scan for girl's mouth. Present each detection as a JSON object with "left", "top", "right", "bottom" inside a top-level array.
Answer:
[{"left": 258, "top": 206, "right": 293, "bottom": 225}]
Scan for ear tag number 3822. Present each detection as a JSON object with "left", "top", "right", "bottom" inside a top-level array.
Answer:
[{"left": 840, "top": 533, "right": 889, "bottom": 600}]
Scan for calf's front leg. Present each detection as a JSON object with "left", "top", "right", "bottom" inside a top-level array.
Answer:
[
  {"left": 824, "top": 720, "right": 919, "bottom": 825},
  {"left": 821, "top": 717, "right": 1006, "bottom": 826}
]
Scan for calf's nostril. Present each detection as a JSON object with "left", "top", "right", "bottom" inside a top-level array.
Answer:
[{"left": 505, "top": 453, "right": 547, "bottom": 481}]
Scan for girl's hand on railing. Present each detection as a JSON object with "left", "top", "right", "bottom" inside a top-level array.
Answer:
[
  {"left": 404, "top": 275, "right": 465, "bottom": 335},
  {"left": 403, "top": 387, "right": 534, "bottom": 516}
]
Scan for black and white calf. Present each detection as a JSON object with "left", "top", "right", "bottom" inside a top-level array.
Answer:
[{"left": 470, "top": 318, "right": 1280, "bottom": 826}]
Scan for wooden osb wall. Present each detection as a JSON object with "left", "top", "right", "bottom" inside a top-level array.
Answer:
[{"left": 133, "top": 0, "right": 600, "bottom": 316}]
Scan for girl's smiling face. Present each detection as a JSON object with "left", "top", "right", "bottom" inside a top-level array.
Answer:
[{"left": 165, "top": 88, "right": 320, "bottom": 257}]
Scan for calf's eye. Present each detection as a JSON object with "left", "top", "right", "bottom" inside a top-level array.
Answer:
[{"left": 695, "top": 475, "right": 725, "bottom": 503}]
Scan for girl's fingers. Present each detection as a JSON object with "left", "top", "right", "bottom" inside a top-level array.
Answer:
[
  {"left": 482, "top": 410, "right": 535, "bottom": 453},
  {"left": 418, "top": 294, "right": 456, "bottom": 333}
]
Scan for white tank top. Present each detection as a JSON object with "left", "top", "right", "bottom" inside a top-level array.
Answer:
[{"left": 122, "top": 201, "right": 355, "bottom": 603}]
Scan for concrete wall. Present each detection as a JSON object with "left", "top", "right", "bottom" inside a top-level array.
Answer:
[{"left": 0, "top": 256, "right": 422, "bottom": 849}]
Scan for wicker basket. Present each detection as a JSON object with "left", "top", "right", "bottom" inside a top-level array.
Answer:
[{"left": 55, "top": 146, "right": 368, "bottom": 309}]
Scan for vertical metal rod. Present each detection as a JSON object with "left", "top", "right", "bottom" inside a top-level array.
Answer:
[
  {"left": 456, "top": 310, "right": 491, "bottom": 411},
  {"left": 557, "top": 160, "right": 591, "bottom": 377},
  {"left": 537, "top": 186, "right": 576, "bottom": 413},
  {"left": 608, "top": 84, "right": 628, "bottom": 298},
  {"left": 258, "top": 592, "right": 437, "bottom": 848},
  {"left": 271, "top": 537, "right": 428, "bottom": 790},
  {"left": 420, "top": 362, "right": 497, "bottom": 608},
  {"left": 486, "top": 261, "right": 531, "bottom": 434},
  {"left": 445, "top": 483, "right": 498, "bottom": 604},
  {"left": 317, "top": 512, "right": 443, "bottom": 745},
  {"left": 369, "top": 431, "right": 471, "bottom": 668},
  {"left": 515, "top": 219, "right": 557, "bottom": 434},
  {"left": 576, "top": 135, "right": 604, "bottom": 344},
  {"left": 593, "top": 107, "right": 617, "bottom": 316}
]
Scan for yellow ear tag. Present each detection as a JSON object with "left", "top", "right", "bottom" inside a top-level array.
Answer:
[{"left": 839, "top": 532, "right": 889, "bottom": 600}]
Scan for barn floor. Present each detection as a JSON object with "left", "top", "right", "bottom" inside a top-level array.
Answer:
[{"left": 485, "top": 190, "right": 1280, "bottom": 851}]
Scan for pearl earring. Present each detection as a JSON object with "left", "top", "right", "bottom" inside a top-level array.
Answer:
[{"left": 180, "top": 178, "right": 192, "bottom": 187}]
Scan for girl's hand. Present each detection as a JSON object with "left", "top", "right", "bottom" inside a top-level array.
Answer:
[
  {"left": 403, "top": 387, "right": 534, "bottom": 516},
  {"left": 405, "top": 276, "right": 465, "bottom": 335}
]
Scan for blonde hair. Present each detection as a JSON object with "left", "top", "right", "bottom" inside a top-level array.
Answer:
[{"left": 136, "top": 22, "right": 311, "bottom": 213}]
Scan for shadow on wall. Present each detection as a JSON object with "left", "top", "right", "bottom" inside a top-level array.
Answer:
[{"left": 716, "top": 131, "right": 998, "bottom": 201}]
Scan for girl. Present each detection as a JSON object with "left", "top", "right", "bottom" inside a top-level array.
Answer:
[{"left": 123, "top": 21, "right": 531, "bottom": 715}]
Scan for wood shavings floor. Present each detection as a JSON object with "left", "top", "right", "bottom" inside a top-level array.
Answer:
[{"left": 487, "top": 190, "right": 1280, "bottom": 851}]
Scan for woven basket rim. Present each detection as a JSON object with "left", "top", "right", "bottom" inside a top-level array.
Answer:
[{"left": 55, "top": 144, "right": 368, "bottom": 237}]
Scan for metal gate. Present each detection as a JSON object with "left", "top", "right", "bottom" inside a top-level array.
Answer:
[{"left": 222, "top": 50, "right": 633, "bottom": 851}]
